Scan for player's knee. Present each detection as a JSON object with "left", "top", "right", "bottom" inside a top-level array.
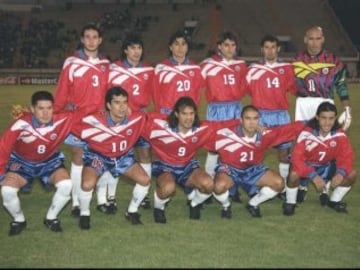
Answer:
[
  {"left": 272, "top": 177, "right": 284, "bottom": 192},
  {"left": 213, "top": 180, "right": 228, "bottom": 195},
  {"left": 345, "top": 170, "right": 357, "bottom": 186},
  {"left": 55, "top": 179, "right": 72, "bottom": 196},
  {"left": 198, "top": 177, "right": 214, "bottom": 194},
  {"left": 158, "top": 182, "right": 176, "bottom": 198},
  {"left": 287, "top": 171, "right": 300, "bottom": 187},
  {"left": 81, "top": 179, "right": 95, "bottom": 192}
]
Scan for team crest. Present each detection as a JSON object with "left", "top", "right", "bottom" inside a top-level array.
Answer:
[
  {"left": 91, "top": 157, "right": 104, "bottom": 171},
  {"left": 50, "top": 133, "right": 58, "bottom": 140},
  {"left": 189, "top": 71, "right": 194, "bottom": 77},
  {"left": 192, "top": 136, "right": 198, "bottom": 143},
  {"left": 322, "top": 68, "right": 329, "bottom": 75},
  {"left": 218, "top": 164, "right": 230, "bottom": 174},
  {"left": 100, "top": 65, "right": 107, "bottom": 71},
  {"left": 235, "top": 65, "right": 241, "bottom": 71},
  {"left": 126, "top": 129, "right": 133, "bottom": 135},
  {"left": 143, "top": 73, "right": 149, "bottom": 80},
  {"left": 279, "top": 68, "right": 284, "bottom": 74},
  {"left": 10, "top": 163, "right": 21, "bottom": 171},
  {"left": 330, "top": 140, "right": 337, "bottom": 147}
]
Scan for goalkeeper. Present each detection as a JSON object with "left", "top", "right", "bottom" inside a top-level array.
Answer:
[{"left": 291, "top": 26, "right": 352, "bottom": 203}]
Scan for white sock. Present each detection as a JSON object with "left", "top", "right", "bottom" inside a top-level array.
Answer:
[
  {"left": 96, "top": 173, "right": 108, "bottom": 205},
  {"left": 330, "top": 186, "right": 351, "bottom": 202},
  {"left": 248, "top": 186, "right": 278, "bottom": 207},
  {"left": 127, "top": 184, "right": 150, "bottom": 213},
  {"left": 154, "top": 191, "right": 170, "bottom": 210},
  {"left": 46, "top": 180, "right": 72, "bottom": 220},
  {"left": 106, "top": 173, "right": 119, "bottom": 200},
  {"left": 286, "top": 186, "right": 298, "bottom": 204},
  {"left": 79, "top": 189, "right": 93, "bottom": 216},
  {"left": 213, "top": 190, "right": 231, "bottom": 209},
  {"left": 140, "top": 163, "right": 152, "bottom": 178},
  {"left": 279, "top": 162, "right": 290, "bottom": 192},
  {"left": 1, "top": 186, "right": 25, "bottom": 222},
  {"left": 191, "top": 189, "right": 211, "bottom": 207},
  {"left": 70, "top": 163, "right": 83, "bottom": 207},
  {"left": 187, "top": 190, "right": 196, "bottom": 201},
  {"left": 205, "top": 153, "right": 218, "bottom": 178}
]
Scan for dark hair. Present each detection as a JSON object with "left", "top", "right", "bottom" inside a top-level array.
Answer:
[
  {"left": 105, "top": 87, "right": 128, "bottom": 111},
  {"left": 308, "top": 101, "right": 341, "bottom": 130},
  {"left": 168, "top": 30, "right": 190, "bottom": 56},
  {"left": 168, "top": 97, "right": 200, "bottom": 128},
  {"left": 241, "top": 105, "right": 259, "bottom": 118},
  {"left": 217, "top": 31, "right": 238, "bottom": 46},
  {"left": 260, "top": 34, "right": 280, "bottom": 47},
  {"left": 168, "top": 30, "right": 189, "bottom": 46},
  {"left": 31, "top": 91, "right": 54, "bottom": 106},
  {"left": 121, "top": 33, "right": 144, "bottom": 60},
  {"left": 81, "top": 23, "right": 102, "bottom": 37}
]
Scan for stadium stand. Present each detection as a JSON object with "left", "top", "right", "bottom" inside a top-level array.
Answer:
[{"left": 0, "top": 0, "right": 358, "bottom": 71}]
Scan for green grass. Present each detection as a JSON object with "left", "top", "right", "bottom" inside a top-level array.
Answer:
[{"left": 0, "top": 85, "right": 359, "bottom": 268}]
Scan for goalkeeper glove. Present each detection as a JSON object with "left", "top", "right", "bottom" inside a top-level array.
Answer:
[{"left": 338, "top": 106, "right": 352, "bottom": 131}]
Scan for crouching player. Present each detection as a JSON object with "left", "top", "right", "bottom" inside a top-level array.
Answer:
[
  {"left": 142, "top": 97, "right": 214, "bottom": 223},
  {"left": 205, "top": 105, "right": 305, "bottom": 218},
  {"left": 71, "top": 87, "right": 150, "bottom": 229},
  {"left": 0, "top": 91, "right": 95, "bottom": 235},
  {"left": 283, "top": 102, "right": 356, "bottom": 216}
]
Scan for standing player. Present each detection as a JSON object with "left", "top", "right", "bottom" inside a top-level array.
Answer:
[
  {"left": 201, "top": 31, "right": 248, "bottom": 202},
  {"left": 0, "top": 91, "right": 95, "bottom": 236},
  {"left": 292, "top": 25, "right": 352, "bottom": 202},
  {"left": 152, "top": 30, "right": 205, "bottom": 114},
  {"left": 54, "top": 23, "right": 110, "bottom": 217},
  {"left": 246, "top": 35, "right": 296, "bottom": 199},
  {"left": 142, "top": 97, "right": 214, "bottom": 223},
  {"left": 283, "top": 102, "right": 356, "bottom": 216},
  {"left": 106, "top": 33, "right": 154, "bottom": 211},
  {"left": 205, "top": 105, "right": 305, "bottom": 218},
  {"left": 71, "top": 87, "right": 150, "bottom": 229}
]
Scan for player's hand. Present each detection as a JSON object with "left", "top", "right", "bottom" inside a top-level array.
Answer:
[
  {"left": 330, "top": 173, "right": 344, "bottom": 189},
  {"left": 338, "top": 106, "right": 351, "bottom": 131},
  {"left": 313, "top": 175, "right": 326, "bottom": 191},
  {"left": 11, "top": 104, "right": 29, "bottom": 119},
  {"left": 256, "top": 124, "right": 267, "bottom": 133}
]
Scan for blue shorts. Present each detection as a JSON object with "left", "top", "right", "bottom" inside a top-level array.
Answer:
[
  {"left": 6, "top": 152, "right": 65, "bottom": 192},
  {"left": 83, "top": 148, "right": 136, "bottom": 178},
  {"left": 152, "top": 159, "right": 200, "bottom": 194},
  {"left": 299, "top": 161, "right": 336, "bottom": 187},
  {"left": 216, "top": 162, "right": 269, "bottom": 195},
  {"left": 206, "top": 101, "right": 242, "bottom": 121},
  {"left": 64, "top": 133, "right": 87, "bottom": 148},
  {"left": 135, "top": 136, "right": 150, "bottom": 148},
  {"left": 259, "top": 109, "right": 292, "bottom": 150}
]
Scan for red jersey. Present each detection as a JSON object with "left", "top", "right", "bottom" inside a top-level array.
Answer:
[
  {"left": 142, "top": 114, "right": 214, "bottom": 166},
  {"left": 200, "top": 55, "right": 248, "bottom": 102},
  {"left": 54, "top": 50, "right": 110, "bottom": 111},
  {"left": 108, "top": 60, "right": 154, "bottom": 112},
  {"left": 246, "top": 61, "right": 296, "bottom": 110},
  {"left": 153, "top": 58, "right": 204, "bottom": 112},
  {"left": 205, "top": 122, "right": 304, "bottom": 169},
  {"left": 291, "top": 127, "right": 354, "bottom": 178},
  {"left": 0, "top": 110, "right": 89, "bottom": 175},
  {"left": 72, "top": 111, "right": 146, "bottom": 158}
]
